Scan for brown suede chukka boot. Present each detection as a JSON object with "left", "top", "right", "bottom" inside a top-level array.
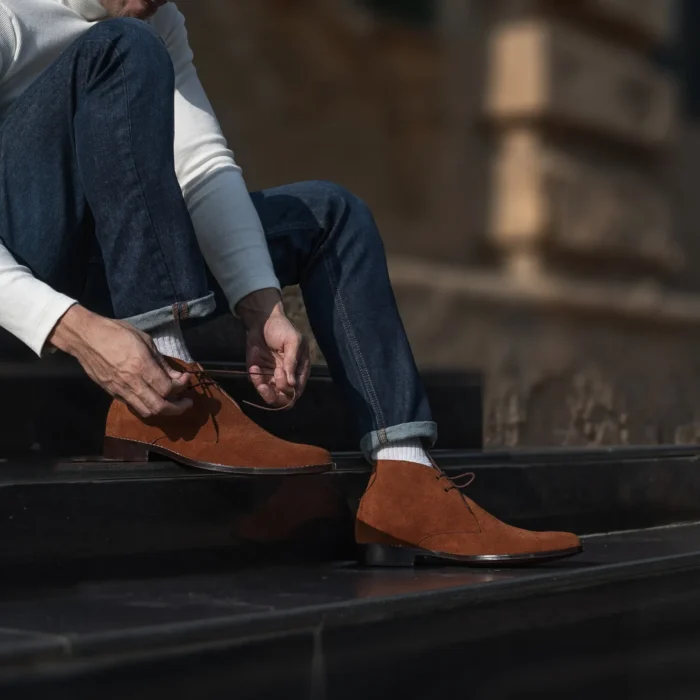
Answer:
[
  {"left": 104, "top": 357, "right": 333, "bottom": 475},
  {"left": 356, "top": 460, "right": 582, "bottom": 566}
]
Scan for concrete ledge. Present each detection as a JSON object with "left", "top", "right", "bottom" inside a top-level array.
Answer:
[{"left": 389, "top": 257, "right": 700, "bottom": 328}]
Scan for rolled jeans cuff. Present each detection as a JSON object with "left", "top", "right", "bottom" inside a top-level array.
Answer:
[
  {"left": 360, "top": 421, "right": 438, "bottom": 462},
  {"left": 123, "top": 292, "right": 216, "bottom": 332}
]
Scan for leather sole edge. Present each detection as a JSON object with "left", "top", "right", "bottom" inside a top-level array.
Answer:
[
  {"left": 104, "top": 436, "right": 334, "bottom": 475},
  {"left": 362, "top": 542, "right": 584, "bottom": 567}
]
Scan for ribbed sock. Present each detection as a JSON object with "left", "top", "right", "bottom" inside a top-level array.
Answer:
[
  {"left": 371, "top": 438, "right": 432, "bottom": 467},
  {"left": 150, "top": 321, "right": 194, "bottom": 363}
]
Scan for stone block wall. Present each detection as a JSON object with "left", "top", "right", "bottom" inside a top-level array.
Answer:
[
  {"left": 485, "top": 1, "right": 678, "bottom": 279},
  {"left": 180, "top": 1, "right": 700, "bottom": 448}
]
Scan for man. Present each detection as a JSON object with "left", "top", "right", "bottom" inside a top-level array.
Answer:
[{"left": 0, "top": 0, "right": 581, "bottom": 565}]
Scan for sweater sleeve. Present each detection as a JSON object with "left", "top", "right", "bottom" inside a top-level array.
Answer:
[
  {"left": 151, "top": 5, "right": 280, "bottom": 313},
  {"left": 0, "top": 243, "right": 77, "bottom": 356},
  {"left": 0, "top": 2, "right": 17, "bottom": 81}
]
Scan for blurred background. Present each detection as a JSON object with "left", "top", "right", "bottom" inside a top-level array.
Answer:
[{"left": 179, "top": 0, "right": 700, "bottom": 449}]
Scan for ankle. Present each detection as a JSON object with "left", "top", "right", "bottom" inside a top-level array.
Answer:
[
  {"left": 150, "top": 321, "right": 194, "bottom": 363},
  {"left": 371, "top": 438, "right": 432, "bottom": 468}
]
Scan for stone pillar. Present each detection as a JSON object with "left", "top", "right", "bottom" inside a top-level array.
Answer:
[{"left": 485, "top": 1, "right": 678, "bottom": 280}]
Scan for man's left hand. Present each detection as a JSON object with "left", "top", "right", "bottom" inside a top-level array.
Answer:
[{"left": 236, "top": 289, "right": 310, "bottom": 409}]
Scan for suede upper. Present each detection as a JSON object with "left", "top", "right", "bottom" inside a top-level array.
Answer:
[
  {"left": 357, "top": 460, "right": 581, "bottom": 557},
  {"left": 106, "top": 358, "right": 333, "bottom": 471}
]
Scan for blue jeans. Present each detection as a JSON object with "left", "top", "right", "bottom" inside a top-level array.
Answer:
[{"left": 0, "top": 19, "right": 436, "bottom": 459}]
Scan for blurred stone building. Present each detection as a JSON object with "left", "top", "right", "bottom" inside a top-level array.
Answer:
[{"left": 169, "top": 1, "right": 700, "bottom": 448}]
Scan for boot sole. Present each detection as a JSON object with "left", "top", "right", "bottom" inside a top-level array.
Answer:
[
  {"left": 103, "top": 437, "right": 334, "bottom": 475},
  {"left": 362, "top": 542, "right": 584, "bottom": 568}
]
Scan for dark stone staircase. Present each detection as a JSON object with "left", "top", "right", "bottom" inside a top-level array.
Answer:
[{"left": 2, "top": 352, "right": 700, "bottom": 699}]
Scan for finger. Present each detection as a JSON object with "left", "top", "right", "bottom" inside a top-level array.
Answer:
[
  {"left": 128, "top": 381, "right": 193, "bottom": 417},
  {"left": 283, "top": 337, "right": 301, "bottom": 387},
  {"left": 256, "top": 382, "right": 280, "bottom": 406},
  {"left": 247, "top": 361, "right": 282, "bottom": 406},
  {"left": 297, "top": 353, "right": 311, "bottom": 398},
  {"left": 274, "top": 363, "right": 291, "bottom": 397},
  {"left": 168, "top": 373, "right": 191, "bottom": 397},
  {"left": 132, "top": 379, "right": 180, "bottom": 417},
  {"left": 159, "top": 397, "right": 194, "bottom": 416},
  {"left": 142, "top": 354, "right": 178, "bottom": 398},
  {"left": 152, "top": 352, "right": 190, "bottom": 396},
  {"left": 120, "top": 392, "right": 154, "bottom": 420},
  {"left": 248, "top": 364, "right": 273, "bottom": 392},
  {"left": 248, "top": 364, "right": 264, "bottom": 384},
  {"left": 247, "top": 341, "right": 276, "bottom": 369},
  {"left": 294, "top": 340, "right": 310, "bottom": 390},
  {"left": 276, "top": 390, "right": 295, "bottom": 409}
]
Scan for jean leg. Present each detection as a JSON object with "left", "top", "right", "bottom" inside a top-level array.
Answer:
[
  {"left": 250, "top": 181, "right": 436, "bottom": 459},
  {"left": 0, "top": 18, "right": 214, "bottom": 329}
]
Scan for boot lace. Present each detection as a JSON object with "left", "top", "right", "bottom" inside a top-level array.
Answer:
[
  {"left": 435, "top": 469, "right": 475, "bottom": 493},
  {"left": 176, "top": 366, "right": 298, "bottom": 444},
  {"left": 183, "top": 366, "right": 298, "bottom": 413}
]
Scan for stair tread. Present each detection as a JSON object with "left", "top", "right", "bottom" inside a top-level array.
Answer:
[
  {"left": 1, "top": 521, "right": 700, "bottom": 680},
  {"left": 1, "top": 446, "right": 700, "bottom": 571}
]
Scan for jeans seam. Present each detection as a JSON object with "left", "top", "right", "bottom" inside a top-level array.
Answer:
[
  {"left": 323, "top": 249, "right": 387, "bottom": 433},
  {"left": 264, "top": 223, "right": 311, "bottom": 236},
  {"left": 94, "top": 39, "right": 181, "bottom": 307}
]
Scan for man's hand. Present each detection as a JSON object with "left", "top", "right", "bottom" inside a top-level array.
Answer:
[
  {"left": 48, "top": 305, "right": 193, "bottom": 419},
  {"left": 236, "top": 289, "right": 310, "bottom": 409}
]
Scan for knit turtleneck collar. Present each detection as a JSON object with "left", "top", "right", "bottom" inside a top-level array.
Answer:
[{"left": 59, "top": 0, "right": 109, "bottom": 21}]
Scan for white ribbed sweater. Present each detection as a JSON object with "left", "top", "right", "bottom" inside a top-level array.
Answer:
[{"left": 0, "top": 0, "right": 280, "bottom": 355}]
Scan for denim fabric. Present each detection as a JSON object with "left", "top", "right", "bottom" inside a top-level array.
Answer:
[
  {"left": 0, "top": 18, "right": 214, "bottom": 326},
  {"left": 241, "top": 182, "right": 437, "bottom": 458},
  {"left": 0, "top": 20, "right": 436, "bottom": 457}
]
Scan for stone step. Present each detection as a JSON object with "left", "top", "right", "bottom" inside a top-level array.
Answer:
[
  {"left": 0, "top": 357, "right": 482, "bottom": 457},
  {"left": 2, "top": 520, "right": 700, "bottom": 698},
  {"left": 0, "top": 446, "right": 698, "bottom": 568}
]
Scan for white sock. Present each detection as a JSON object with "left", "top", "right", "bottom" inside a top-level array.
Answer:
[
  {"left": 371, "top": 438, "right": 432, "bottom": 467},
  {"left": 150, "top": 321, "right": 194, "bottom": 363}
]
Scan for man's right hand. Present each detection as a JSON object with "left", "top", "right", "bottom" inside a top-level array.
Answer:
[{"left": 48, "top": 305, "right": 193, "bottom": 419}]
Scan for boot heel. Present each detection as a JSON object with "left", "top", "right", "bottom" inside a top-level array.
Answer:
[
  {"left": 103, "top": 437, "right": 150, "bottom": 462},
  {"left": 362, "top": 543, "right": 417, "bottom": 568}
]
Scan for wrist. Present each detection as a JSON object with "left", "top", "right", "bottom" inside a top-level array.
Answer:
[
  {"left": 236, "top": 288, "right": 285, "bottom": 330},
  {"left": 47, "top": 304, "right": 94, "bottom": 356}
]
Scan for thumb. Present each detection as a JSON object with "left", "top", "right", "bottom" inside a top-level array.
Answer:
[{"left": 284, "top": 337, "right": 300, "bottom": 387}]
